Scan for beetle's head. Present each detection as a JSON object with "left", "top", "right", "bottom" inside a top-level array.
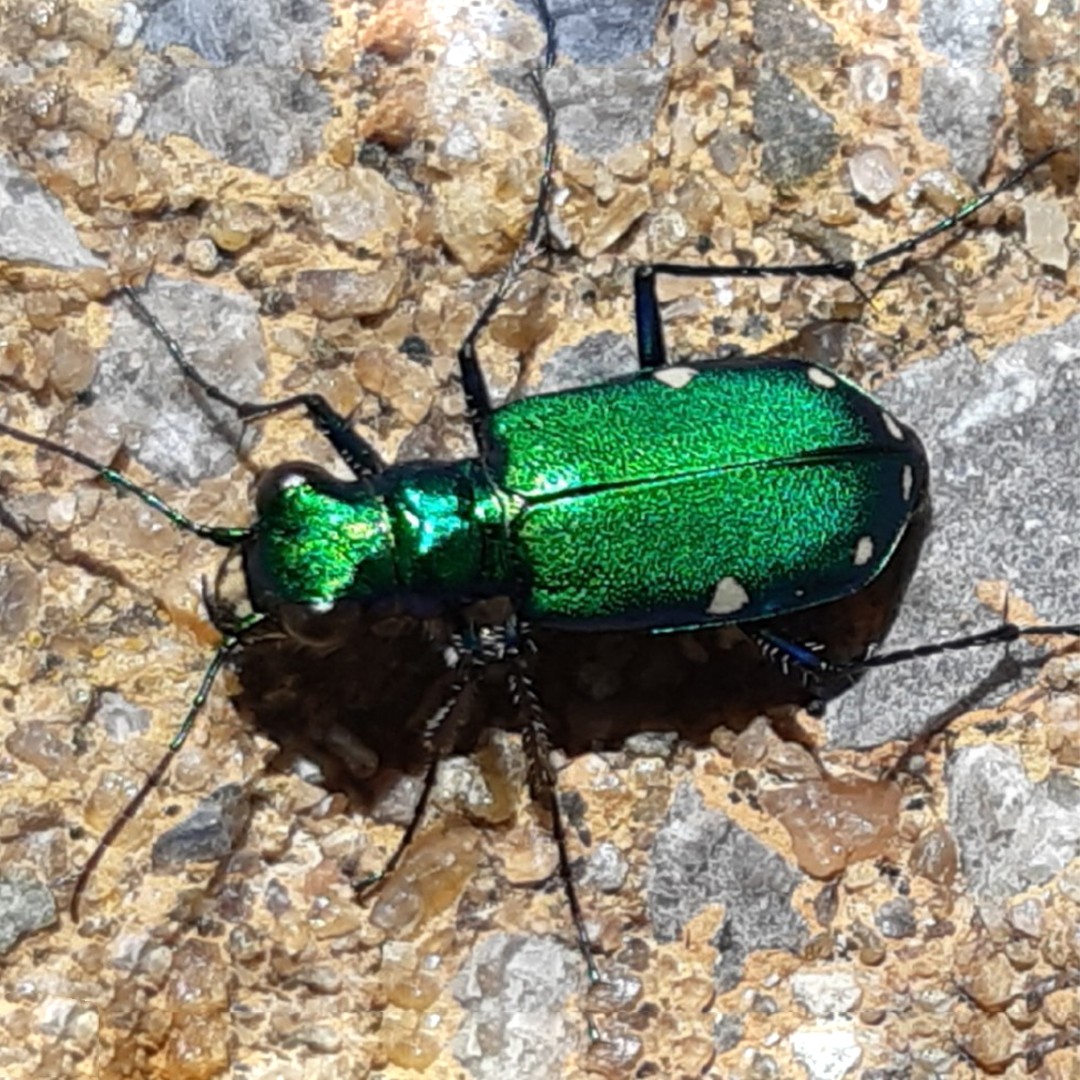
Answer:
[{"left": 244, "top": 463, "right": 395, "bottom": 646}]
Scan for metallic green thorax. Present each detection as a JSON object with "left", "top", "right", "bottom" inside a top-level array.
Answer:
[
  {"left": 246, "top": 358, "right": 927, "bottom": 631},
  {"left": 247, "top": 462, "right": 512, "bottom": 616}
]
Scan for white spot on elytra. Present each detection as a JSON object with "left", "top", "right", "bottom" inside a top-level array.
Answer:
[
  {"left": 277, "top": 472, "right": 306, "bottom": 490},
  {"left": 308, "top": 599, "right": 335, "bottom": 614},
  {"left": 807, "top": 366, "right": 837, "bottom": 389},
  {"left": 853, "top": 536, "right": 874, "bottom": 566},
  {"left": 707, "top": 576, "right": 750, "bottom": 615},
  {"left": 881, "top": 411, "right": 904, "bottom": 441},
  {"left": 653, "top": 366, "right": 698, "bottom": 389},
  {"left": 902, "top": 464, "right": 914, "bottom": 502}
]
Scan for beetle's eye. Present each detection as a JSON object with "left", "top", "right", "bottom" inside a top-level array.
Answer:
[{"left": 255, "top": 464, "right": 319, "bottom": 515}]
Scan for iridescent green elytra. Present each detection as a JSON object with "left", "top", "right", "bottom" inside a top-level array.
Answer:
[{"left": 247, "top": 356, "right": 928, "bottom": 633}]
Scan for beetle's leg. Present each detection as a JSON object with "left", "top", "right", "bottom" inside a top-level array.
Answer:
[
  {"left": 354, "top": 615, "right": 549, "bottom": 893},
  {"left": 120, "top": 285, "right": 385, "bottom": 478},
  {"left": 632, "top": 266, "right": 667, "bottom": 369},
  {"left": 231, "top": 393, "right": 383, "bottom": 478},
  {"left": 751, "top": 620, "right": 1080, "bottom": 697},
  {"left": 749, "top": 629, "right": 831, "bottom": 684},
  {"left": 70, "top": 612, "right": 265, "bottom": 920},
  {"left": 745, "top": 629, "right": 854, "bottom": 721},
  {"left": 354, "top": 631, "right": 485, "bottom": 895},
  {"left": 637, "top": 150, "right": 1058, "bottom": 339},
  {"left": 456, "top": 0, "right": 558, "bottom": 450},
  {"left": 513, "top": 666, "right": 600, "bottom": 986},
  {"left": 854, "top": 147, "right": 1058, "bottom": 282},
  {"left": 839, "top": 620, "right": 1080, "bottom": 673},
  {"left": 500, "top": 620, "right": 602, "bottom": 1002}
]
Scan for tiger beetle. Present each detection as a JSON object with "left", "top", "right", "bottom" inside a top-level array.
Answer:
[{"left": 0, "top": 0, "right": 1074, "bottom": 1011}]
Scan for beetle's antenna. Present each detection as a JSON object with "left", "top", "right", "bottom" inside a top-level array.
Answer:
[{"left": 0, "top": 419, "right": 248, "bottom": 547}]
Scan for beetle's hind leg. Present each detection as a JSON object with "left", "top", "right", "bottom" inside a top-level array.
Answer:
[
  {"left": 120, "top": 284, "right": 385, "bottom": 478},
  {"left": 749, "top": 619, "right": 1080, "bottom": 722},
  {"left": 757, "top": 619, "right": 1080, "bottom": 683},
  {"left": 632, "top": 151, "right": 1057, "bottom": 372}
]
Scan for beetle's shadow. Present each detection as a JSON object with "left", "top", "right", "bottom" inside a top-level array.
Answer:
[
  {"left": 233, "top": 494, "right": 931, "bottom": 812},
  {"left": 233, "top": 621, "right": 816, "bottom": 818}
]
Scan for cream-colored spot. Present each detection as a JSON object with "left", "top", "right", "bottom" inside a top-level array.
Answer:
[
  {"left": 882, "top": 411, "right": 904, "bottom": 441},
  {"left": 853, "top": 536, "right": 874, "bottom": 567},
  {"left": 707, "top": 576, "right": 750, "bottom": 615},
  {"left": 902, "top": 464, "right": 914, "bottom": 502},
  {"left": 653, "top": 366, "right": 698, "bottom": 389},
  {"left": 277, "top": 472, "right": 306, "bottom": 490},
  {"left": 807, "top": 366, "right": 837, "bottom": 389},
  {"left": 308, "top": 599, "right": 335, "bottom": 614}
]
